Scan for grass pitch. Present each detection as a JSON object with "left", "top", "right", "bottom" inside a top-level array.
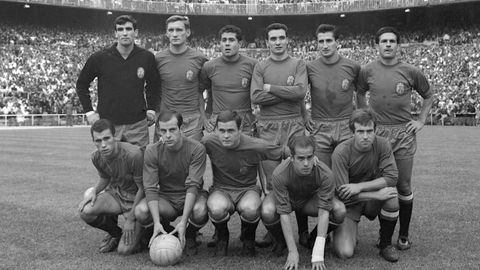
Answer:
[{"left": 0, "top": 126, "right": 479, "bottom": 270}]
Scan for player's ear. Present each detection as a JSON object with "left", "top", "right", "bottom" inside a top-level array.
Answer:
[{"left": 186, "top": 29, "right": 191, "bottom": 38}]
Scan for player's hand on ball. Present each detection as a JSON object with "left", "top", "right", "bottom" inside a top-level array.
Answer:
[
  {"left": 170, "top": 222, "right": 187, "bottom": 249},
  {"left": 311, "top": 261, "right": 326, "bottom": 270},
  {"left": 86, "top": 112, "right": 100, "bottom": 125},
  {"left": 146, "top": 110, "right": 156, "bottom": 127},
  {"left": 376, "top": 187, "right": 397, "bottom": 201},
  {"left": 284, "top": 251, "right": 299, "bottom": 270},
  {"left": 405, "top": 120, "right": 424, "bottom": 134},
  {"left": 122, "top": 218, "right": 136, "bottom": 246},
  {"left": 337, "top": 184, "right": 361, "bottom": 200},
  {"left": 78, "top": 188, "right": 96, "bottom": 212},
  {"left": 149, "top": 222, "right": 168, "bottom": 247}
]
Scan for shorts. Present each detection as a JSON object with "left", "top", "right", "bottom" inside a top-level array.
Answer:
[
  {"left": 105, "top": 186, "right": 135, "bottom": 214},
  {"left": 311, "top": 118, "right": 351, "bottom": 153},
  {"left": 209, "top": 185, "right": 262, "bottom": 206},
  {"left": 345, "top": 200, "right": 383, "bottom": 222},
  {"left": 256, "top": 116, "right": 305, "bottom": 146},
  {"left": 376, "top": 124, "right": 416, "bottom": 160},
  {"left": 209, "top": 110, "right": 256, "bottom": 136},
  {"left": 159, "top": 190, "right": 208, "bottom": 216},
  {"left": 114, "top": 118, "right": 149, "bottom": 149}
]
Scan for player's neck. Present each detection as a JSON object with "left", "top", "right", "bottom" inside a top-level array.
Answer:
[
  {"left": 222, "top": 53, "right": 240, "bottom": 63},
  {"left": 169, "top": 44, "right": 188, "bottom": 55},
  {"left": 270, "top": 52, "right": 289, "bottom": 61},
  {"left": 116, "top": 43, "right": 134, "bottom": 59},
  {"left": 379, "top": 57, "right": 399, "bottom": 66},
  {"left": 321, "top": 53, "right": 340, "bottom": 64}
]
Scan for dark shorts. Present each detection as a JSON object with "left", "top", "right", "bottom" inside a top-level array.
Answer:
[
  {"left": 376, "top": 124, "right": 416, "bottom": 160},
  {"left": 256, "top": 116, "right": 305, "bottom": 146},
  {"left": 114, "top": 118, "right": 149, "bottom": 149},
  {"left": 311, "top": 118, "right": 351, "bottom": 153},
  {"left": 345, "top": 200, "right": 383, "bottom": 222},
  {"left": 209, "top": 185, "right": 262, "bottom": 206},
  {"left": 159, "top": 190, "right": 208, "bottom": 216},
  {"left": 105, "top": 186, "right": 135, "bottom": 214}
]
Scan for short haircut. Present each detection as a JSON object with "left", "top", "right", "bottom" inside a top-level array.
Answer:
[
  {"left": 349, "top": 109, "right": 376, "bottom": 132},
  {"left": 315, "top": 24, "right": 338, "bottom": 40},
  {"left": 218, "top": 25, "right": 243, "bottom": 42},
  {"left": 216, "top": 110, "right": 242, "bottom": 129},
  {"left": 166, "top": 15, "right": 190, "bottom": 30},
  {"left": 265, "top": 23, "right": 288, "bottom": 39},
  {"left": 157, "top": 110, "right": 183, "bottom": 128},
  {"left": 375, "top": 26, "right": 400, "bottom": 44},
  {"left": 288, "top": 135, "right": 316, "bottom": 156},
  {"left": 114, "top": 15, "right": 137, "bottom": 30},
  {"left": 90, "top": 119, "right": 115, "bottom": 139}
]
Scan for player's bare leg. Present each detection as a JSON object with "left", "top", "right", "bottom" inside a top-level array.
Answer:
[
  {"left": 261, "top": 193, "right": 286, "bottom": 256},
  {"left": 207, "top": 190, "right": 234, "bottom": 256}
]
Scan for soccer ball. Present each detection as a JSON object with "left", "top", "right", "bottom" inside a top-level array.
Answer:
[{"left": 149, "top": 234, "right": 182, "bottom": 266}]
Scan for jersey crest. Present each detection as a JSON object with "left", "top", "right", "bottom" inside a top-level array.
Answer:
[
  {"left": 395, "top": 82, "right": 407, "bottom": 95},
  {"left": 286, "top": 75, "right": 295, "bottom": 86},
  {"left": 186, "top": 70, "right": 194, "bottom": 81},
  {"left": 137, "top": 67, "right": 145, "bottom": 79},
  {"left": 241, "top": 78, "right": 249, "bottom": 88},
  {"left": 341, "top": 79, "right": 349, "bottom": 90}
]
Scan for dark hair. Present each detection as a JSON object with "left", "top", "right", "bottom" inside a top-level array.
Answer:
[
  {"left": 315, "top": 24, "right": 338, "bottom": 40},
  {"left": 265, "top": 23, "right": 288, "bottom": 39},
  {"left": 157, "top": 110, "right": 183, "bottom": 128},
  {"left": 90, "top": 119, "right": 115, "bottom": 139},
  {"left": 216, "top": 110, "right": 242, "bottom": 129},
  {"left": 166, "top": 15, "right": 190, "bottom": 30},
  {"left": 375, "top": 26, "right": 400, "bottom": 44},
  {"left": 349, "top": 109, "right": 376, "bottom": 132},
  {"left": 288, "top": 135, "right": 316, "bottom": 156},
  {"left": 114, "top": 15, "right": 137, "bottom": 30},
  {"left": 218, "top": 25, "right": 243, "bottom": 42}
]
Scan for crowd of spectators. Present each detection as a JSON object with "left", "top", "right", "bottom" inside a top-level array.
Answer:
[{"left": 1, "top": 21, "right": 479, "bottom": 125}]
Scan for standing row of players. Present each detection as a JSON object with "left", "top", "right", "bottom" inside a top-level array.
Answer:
[{"left": 76, "top": 14, "right": 434, "bottom": 269}]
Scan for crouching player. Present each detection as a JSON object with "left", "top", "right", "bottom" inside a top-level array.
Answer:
[
  {"left": 201, "top": 110, "right": 290, "bottom": 256},
  {"left": 262, "top": 135, "right": 345, "bottom": 270},
  {"left": 78, "top": 119, "right": 144, "bottom": 254},
  {"left": 134, "top": 111, "right": 209, "bottom": 255},
  {"left": 331, "top": 109, "right": 400, "bottom": 262}
]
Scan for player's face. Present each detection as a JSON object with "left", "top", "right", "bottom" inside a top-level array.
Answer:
[
  {"left": 166, "top": 21, "right": 190, "bottom": 47},
  {"left": 317, "top": 32, "right": 337, "bottom": 58},
  {"left": 378, "top": 32, "right": 398, "bottom": 60},
  {"left": 115, "top": 22, "right": 137, "bottom": 47},
  {"left": 216, "top": 120, "right": 241, "bottom": 148},
  {"left": 220, "top": 32, "right": 240, "bottom": 58},
  {"left": 353, "top": 121, "right": 375, "bottom": 151},
  {"left": 292, "top": 146, "right": 315, "bottom": 176},
  {"left": 267, "top": 29, "right": 288, "bottom": 56},
  {"left": 92, "top": 129, "right": 116, "bottom": 158},
  {"left": 158, "top": 117, "right": 181, "bottom": 148}
]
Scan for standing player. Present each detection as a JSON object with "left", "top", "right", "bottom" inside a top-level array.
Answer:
[
  {"left": 331, "top": 109, "right": 400, "bottom": 262},
  {"left": 200, "top": 25, "right": 258, "bottom": 134},
  {"left": 264, "top": 135, "right": 345, "bottom": 269},
  {"left": 155, "top": 15, "right": 208, "bottom": 141},
  {"left": 201, "top": 110, "right": 290, "bottom": 257},
  {"left": 78, "top": 119, "right": 145, "bottom": 255},
  {"left": 357, "top": 27, "right": 434, "bottom": 250},
  {"left": 76, "top": 15, "right": 159, "bottom": 148},
  {"left": 250, "top": 23, "right": 308, "bottom": 246},
  {"left": 134, "top": 111, "right": 208, "bottom": 255},
  {"left": 306, "top": 24, "right": 361, "bottom": 168}
]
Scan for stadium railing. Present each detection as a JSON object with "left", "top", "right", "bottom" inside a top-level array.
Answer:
[
  {"left": 0, "top": 113, "right": 477, "bottom": 127},
  {"left": 9, "top": 0, "right": 474, "bottom": 16}
]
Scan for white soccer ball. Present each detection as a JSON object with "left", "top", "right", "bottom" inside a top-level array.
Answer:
[{"left": 149, "top": 234, "right": 182, "bottom": 266}]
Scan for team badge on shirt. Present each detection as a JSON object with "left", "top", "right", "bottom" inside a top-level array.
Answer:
[
  {"left": 186, "top": 70, "right": 194, "bottom": 81},
  {"left": 137, "top": 67, "right": 145, "bottom": 79},
  {"left": 395, "top": 82, "right": 407, "bottom": 95},
  {"left": 341, "top": 79, "right": 349, "bottom": 90},
  {"left": 241, "top": 78, "right": 249, "bottom": 88},
  {"left": 286, "top": 75, "right": 295, "bottom": 86}
]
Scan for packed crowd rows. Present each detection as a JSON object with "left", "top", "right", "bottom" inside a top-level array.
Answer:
[{"left": 1, "top": 22, "right": 479, "bottom": 120}]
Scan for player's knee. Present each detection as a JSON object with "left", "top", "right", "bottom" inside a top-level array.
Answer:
[
  {"left": 207, "top": 197, "right": 230, "bottom": 221},
  {"left": 134, "top": 203, "right": 151, "bottom": 224},
  {"left": 239, "top": 205, "right": 261, "bottom": 222},
  {"left": 260, "top": 201, "right": 278, "bottom": 224},
  {"left": 331, "top": 199, "right": 346, "bottom": 224},
  {"left": 396, "top": 181, "right": 412, "bottom": 196},
  {"left": 383, "top": 196, "right": 399, "bottom": 211},
  {"left": 335, "top": 244, "right": 354, "bottom": 259},
  {"left": 192, "top": 201, "right": 208, "bottom": 224}
]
